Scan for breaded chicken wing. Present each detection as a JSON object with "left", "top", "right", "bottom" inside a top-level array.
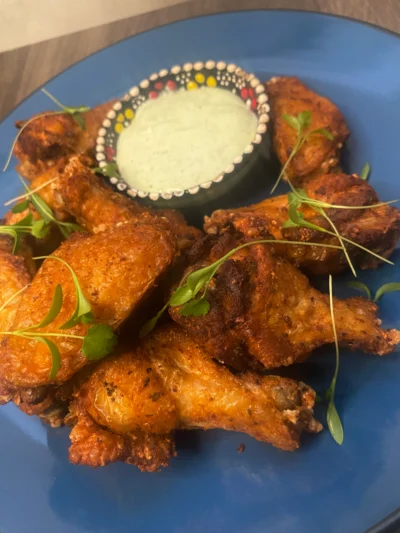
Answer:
[
  {"left": 267, "top": 77, "right": 349, "bottom": 185},
  {"left": 67, "top": 325, "right": 321, "bottom": 470},
  {"left": 13, "top": 100, "right": 115, "bottom": 180},
  {"left": 0, "top": 220, "right": 177, "bottom": 392},
  {"left": 170, "top": 236, "right": 400, "bottom": 370},
  {"left": 205, "top": 173, "right": 400, "bottom": 274}
]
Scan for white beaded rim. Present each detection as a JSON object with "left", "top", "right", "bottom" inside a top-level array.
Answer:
[{"left": 96, "top": 60, "right": 269, "bottom": 201}]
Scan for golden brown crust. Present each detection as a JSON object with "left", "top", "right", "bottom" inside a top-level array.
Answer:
[
  {"left": 170, "top": 235, "right": 400, "bottom": 369},
  {"left": 267, "top": 76, "right": 350, "bottom": 184},
  {"left": 0, "top": 221, "right": 177, "bottom": 389},
  {"left": 55, "top": 156, "right": 202, "bottom": 251},
  {"left": 67, "top": 325, "right": 321, "bottom": 469},
  {"left": 14, "top": 100, "right": 116, "bottom": 180},
  {"left": 204, "top": 173, "right": 400, "bottom": 275},
  {"left": 68, "top": 396, "right": 175, "bottom": 471}
]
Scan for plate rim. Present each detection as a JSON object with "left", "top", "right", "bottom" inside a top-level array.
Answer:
[
  {"left": 1, "top": 8, "right": 399, "bottom": 127},
  {"left": 1, "top": 9, "right": 400, "bottom": 533}
]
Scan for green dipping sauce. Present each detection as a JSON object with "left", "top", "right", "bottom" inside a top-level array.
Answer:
[{"left": 116, "top": 87, "right": 257, "bottom": 194}]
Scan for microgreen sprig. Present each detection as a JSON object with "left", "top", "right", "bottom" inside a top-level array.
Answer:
[
  {"left": 325, "top": 274, "right": 344, "bottom": 445},
  {"left": 347, "top": 280, "right": 400, "bottom": 302},
  {"left": 360, "top": 162, "right": 371, "bottom": 181},
  {"left": 93, "top": 163, "right": 120, "bottom": 178},
  {"left": 3, "top": 88, "right": 90, "bottom": 173},
  {"left": 0, "top": 256, "right": 117, "bottom": 379},
  {"left": 281, "top": 182, "right": 395, "bottom": 276},
  {"left": 270, "top": 111, "right": 334, "bottom": 193},
  {"left": 140, "top": 238, "right": 344, "bottom": 337}
]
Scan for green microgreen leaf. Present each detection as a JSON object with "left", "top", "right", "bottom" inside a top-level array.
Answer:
[
  {"left": 11, "top": 213, "right": 33, "bottom": 227},
  {"left": 327, "top": 401, "right": 344, "bottom": 445},
  {"left": 179, "top": 298, "right": 210, "bottom": 317},
  {"left": 64, "top": 105, "right": 91, "bottom": 114},
  {"left": 326, "top": 274, "right": 344, "bottom": 445},
  {"left": 297, "top": 110, "right": 312, "bottom": 128},
  {"left": 11, "top": 200, "right": 30, "bottom": 213},
  {"left": 282, "top": 113, "right": 300, "bottom": 131},
  {"left": 93, "top": 163, "right": 120, "bottom": 178},
  {"left": 31, "top": 219, "right": 51, "bottom": 239},
  {"left": 311, "top": 127, "right": 334, "bottom": 141},
  {"left": 33, "top": 255, "right": 93, "bottom": 329},
  {"left": 346, "top": 281, "right": 371, "bottom": 300},
  {"left": 72, "top": 113, "right": 86, "bottom": 130},
  {"left": 30, "top": 284, "right": 63, "bottom": 329},
  {"left": 34, "top": 336, "right": 62, "bottom": 380},
  {"left": 169, "top": 285, "right": 194, "bottom": 307},
  {"left": 82, "top": 324, "right": 117, "bottom": 361},
  {"left": 360, "top": 162, "right": 371, "bottom": 181},
  {"left": 374, "top": 282, "right": 400, "bottom": 302}
]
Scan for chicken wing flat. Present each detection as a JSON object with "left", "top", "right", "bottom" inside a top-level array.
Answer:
[
  {"left": 67, "top": 325, "right": 321, "bottom": 470},
  {"left": 53, "top": 156, "right": 202, "bottom": 252},
  {"left": 267, "top": 76, "right": 350, "bottom": 185},
  {"left": 0, "top": 220, "right": 177, "bottom": 392},
  {"left": 205, "top": 173, "right": 400, "bottom": 274},
  {"left": 13, "top": 100, "right": 115, "bottom": 180},
  {"left": 169, "top": 235, "right": 400, "bottom": 370}
]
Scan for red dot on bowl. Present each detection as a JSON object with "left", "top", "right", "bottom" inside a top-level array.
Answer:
[
  {"left": 251, "top": 98, "right": 257, "bottom": 111},
  {"left": 166, "top": 80, "right": 177, "bottom": 91},
  {"left": 241, "top": 87, "right": 249, "bottom": 99},
  {"left": 149, "top": 91, "right": 159, "bottom": 99},
  {"left": 155, "top": 82, "right": 163, "bottom": 90},
  {"left": 249, "top": 88, "right": 255, "bottom": 98}
]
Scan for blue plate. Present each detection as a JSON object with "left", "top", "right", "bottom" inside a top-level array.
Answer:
[{"left": 0, "top": 10, "right": 399, "bottom": 533}]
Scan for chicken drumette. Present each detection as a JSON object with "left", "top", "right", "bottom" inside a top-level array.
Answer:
[
  {"left": 68, "top": 325, "right": 321, "bottom": 470},
  {"left": 266, "top": 76, "right": 350, "bottom": 185},
  {"left": 205, "top": 173, "right": 400, "bottom": 275},
  {"left": 169, "top": 235, "right": 400, "bottom": 370}
]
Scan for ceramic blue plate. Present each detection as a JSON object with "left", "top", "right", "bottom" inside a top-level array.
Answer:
[{"left": 0, "top": 10, "right": 399, "bottom": 533}]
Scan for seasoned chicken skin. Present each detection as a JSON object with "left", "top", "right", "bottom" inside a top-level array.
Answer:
[
  {"left": 170, "top": 236, "right": 400, "bottom": 370},
  {"left": 53, "top": 156, "right": 202, "bottom": 251},
  {"left": 205, "top": 173, "right": 400, "bottom": 275},
  {"left": 0, "top": 220, "right": 177, "bottom": 390},
  {"left": 13, "top": 100, "right": 116, "bottom": 180},
  {"left": 68, "top": 325, "right": 321, "bottom": 470},
  {"left": 267, "top": 76, "right": 350, "bottom": 184}
]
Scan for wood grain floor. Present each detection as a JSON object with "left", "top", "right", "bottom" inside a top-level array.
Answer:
[{"left": 1, "top": 0, "right": 399, "bottom": 119}]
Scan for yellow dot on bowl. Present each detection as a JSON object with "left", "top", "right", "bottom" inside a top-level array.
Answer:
[
  {"left": 115, "top": 123, "right": 124, "bottom": 133},
  {"left": 195, "top": 72, "right": 205, "bottom": 84},
  {"left": 187, "top": 81, "right": 198, "bottom": 90},
  {"left": 116, "top": 113, "right": 124, "bottom": 122},
  {"left": 206, "top": 76, "right": 217, "bottom": 88},
  {"left": 124, "top": 108, "right": 134, "bottom": 120}
]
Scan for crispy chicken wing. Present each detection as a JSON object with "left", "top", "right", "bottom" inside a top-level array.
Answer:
[
  {"left": 205, "top": 173, "right": 400, "bottom": 274},
  {"left": 170, "top": 235, "right": 400, "bottom": 370},
  {"left": 67, "top": 325, "right": 321, "bottom": 470},
  {"left": 0, "top": 220, "right": 177, "bottom": 392},
  {"left": 267, "top": 76, "right": 350, "bottom": 184},
  {"left": 13, "top": 100, "right": 115, "bottom": 180},
  {"left": 53, "top": 156, "right": 202, "bottom": 252}
]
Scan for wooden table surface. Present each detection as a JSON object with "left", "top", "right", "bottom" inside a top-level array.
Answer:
[{"left": 1, "top": 0, "right": 399, "bottom": 120}]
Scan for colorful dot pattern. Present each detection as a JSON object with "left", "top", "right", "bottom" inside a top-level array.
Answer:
[{"left": 96, "top": 61, "right": 270, "bottom": 199}]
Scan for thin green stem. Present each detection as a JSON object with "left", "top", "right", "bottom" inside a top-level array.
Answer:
[
  {"left": 0, "top": 331, "right": 84, "bottom": 340},
  {"left": 0, "top": 285, "right": 29, "bottom": 313},
  {"left": 270, "top": 134, "right": 303, "bottom": 194},
  {"left": 319, "top": 208, "right": 357, "bottom": 277},
  {"left": 3, "top": 111, "right": 62, "bottom": 172},
  {"left": 41, "top": 88, "right": 67, "bottom": 110},
  {"left": 4, "top": 176, "right": 60, "bottom": 207},
  {"left": 328, "top": 275, "right": 340, "bottom": 394}
]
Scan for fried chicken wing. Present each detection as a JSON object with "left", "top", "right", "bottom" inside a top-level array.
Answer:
[
  {"left": 54, "top": 156, "right": 202, "bottom": 252},
  {"left": 67, "top": 325, "right": 321, "bottom": 470},
  {"left": 205, "top": 173, "right": 400, "bottom": 274},
  {"left": 0, "top": 220, "right": 177, "bottom": 392},
  {"left": 267, "top": 76, "right": 350, "bottom": 184},
  {"left": 13, "top": 100, "right": 116, "bottom": 180},
  {"left": 170, "top": 236, "right": 400, "bottom": 370}
]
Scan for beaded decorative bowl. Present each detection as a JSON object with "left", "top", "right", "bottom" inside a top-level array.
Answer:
[{"left": 95, "top": 60, "right": 271, "bottom": 209}]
